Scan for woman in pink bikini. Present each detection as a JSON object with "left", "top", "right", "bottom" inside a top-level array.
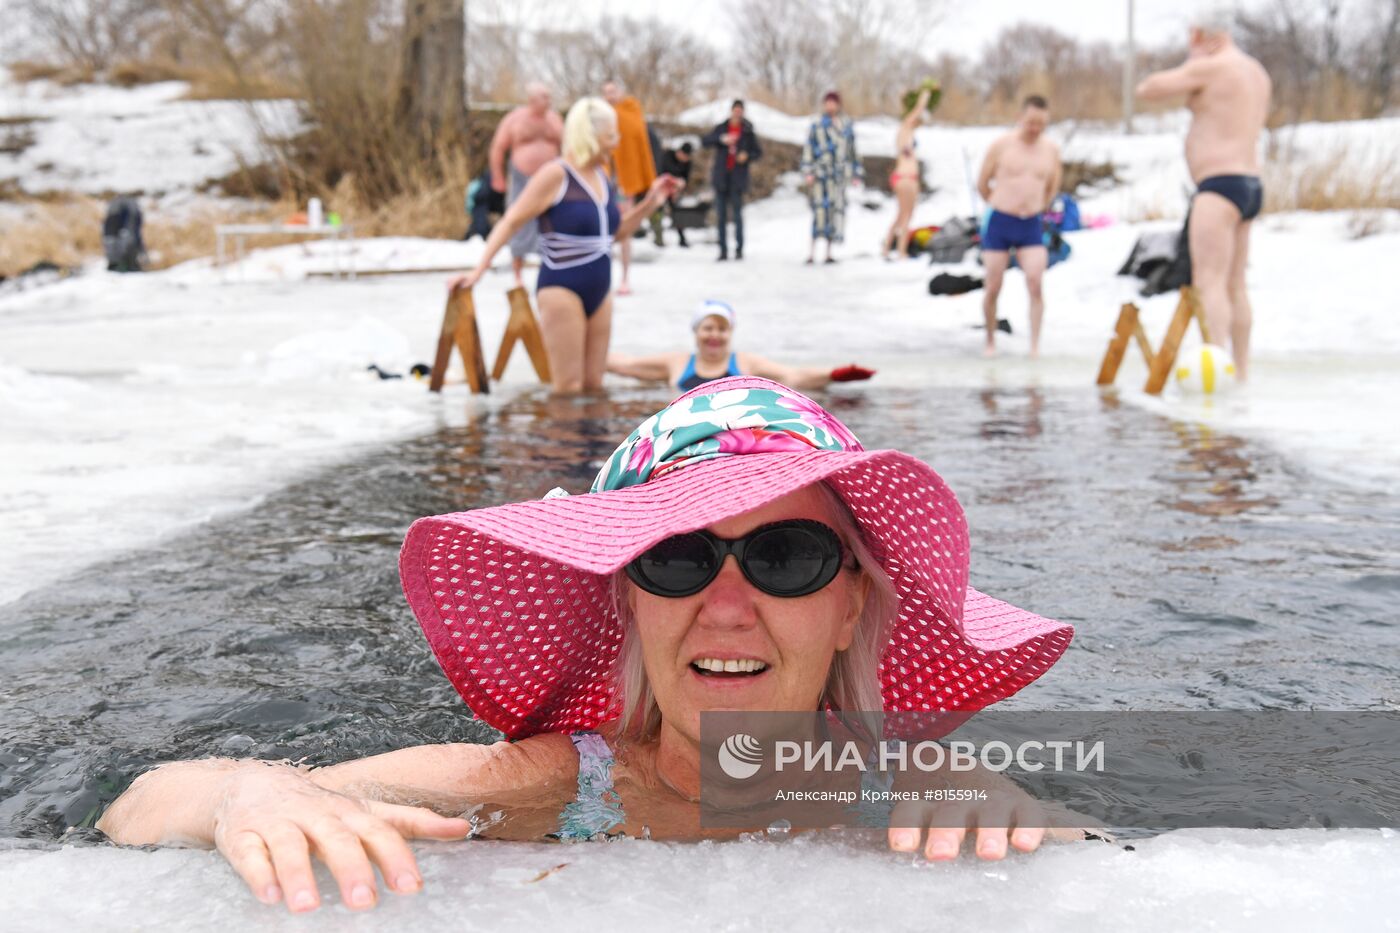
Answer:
[{"left": 883, "top": 86, "right": 932, "bottom": 261}]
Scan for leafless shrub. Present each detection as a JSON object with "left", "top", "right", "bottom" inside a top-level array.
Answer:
[
  {"left": 529, "top": 17, "right": 721, "bottom": 116},
  {"left": 14, "top": 0, "right": 166, "bottom": 71},
  {"left": 727, "top": 0, "right": 943, "bottom": 115},
  {"left": 1345, "top": 209, "right": 1389, "bottom": 238},
  {"left": 1237, "top": 0, "right": 1400, "bottom": 123}
]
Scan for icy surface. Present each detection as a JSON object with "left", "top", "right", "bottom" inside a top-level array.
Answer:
[{"left": 2, "top": 830, "right": 1397, "bottom": 931}]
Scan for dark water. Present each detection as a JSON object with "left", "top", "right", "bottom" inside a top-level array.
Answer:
[{"left": 1, "top": 385, "right": 1397, "bottom": 840}]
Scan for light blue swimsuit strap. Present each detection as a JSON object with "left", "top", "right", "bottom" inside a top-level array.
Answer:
[
  {"left": 678, "top": 353, "right": 698, "bottom": 388},
  {"left": 554, "top": 731, "right": 627, "bottom": 841}
]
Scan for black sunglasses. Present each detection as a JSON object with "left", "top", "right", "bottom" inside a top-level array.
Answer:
[{"left": 626, "top": 519, "right": 850, "bottom": 598}]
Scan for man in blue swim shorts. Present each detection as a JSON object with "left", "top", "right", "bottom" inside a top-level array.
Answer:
[
  {"left": 1138, "top": 14, "right": 1272, "bottom": 381},
  {"left": 976, "top": 95, "right": 1061, "bottom": 358}
]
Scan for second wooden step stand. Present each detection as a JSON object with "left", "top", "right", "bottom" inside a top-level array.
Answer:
[
  {"left": 1096, "top": 285, "right": 1214, "bottom": 395},
  {"left": 492, "top": 286, "right": 552, "bottom": 384}
]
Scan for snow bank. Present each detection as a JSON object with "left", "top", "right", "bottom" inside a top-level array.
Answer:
[{"left": 0, "top": 71, "right": 298, "bottom": 196}]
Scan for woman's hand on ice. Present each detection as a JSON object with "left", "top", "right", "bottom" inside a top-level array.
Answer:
[
  {"left": 885, "top": 794, "right": 1047, "bottom": 861},
  {"left": 212, "top": 764, "right": 471, "bottom": 913}
]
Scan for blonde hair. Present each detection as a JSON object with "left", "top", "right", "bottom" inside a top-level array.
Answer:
[
  {"left": 563, "top": 97, "right": 616, "bottom": 165},
  {"left": 611, "top": 481, "right": 899, "bottom": 740}
]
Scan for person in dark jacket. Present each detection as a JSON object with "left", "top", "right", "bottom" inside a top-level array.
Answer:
[
  {"left": 655, "top": 142, "right": 694, "bottom": 246},
  {"left": 701, "top": 100, "right": 762, "bottom": 261}
]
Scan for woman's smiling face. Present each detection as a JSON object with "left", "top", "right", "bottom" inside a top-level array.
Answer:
[
  {"left": 693, "top": 316, "right": 732, "bottom": 356},
  {"left": 626, "top": 485, "right": 869, "bottom": 745}
]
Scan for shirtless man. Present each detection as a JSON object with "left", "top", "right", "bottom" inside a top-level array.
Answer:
[
  {"left": 488, "top": 82, "right": 564, "bottom": 287},
  {"left": 1138, "top": 15, "right": 1271, "bottom": 381},
  {"left": 976, "top": 95, "right": 1062, "bottom": 357}
]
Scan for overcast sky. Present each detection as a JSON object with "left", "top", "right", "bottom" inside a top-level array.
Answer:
[{"left": 554, "top": 0, "right": 1266, "bottom": 55}]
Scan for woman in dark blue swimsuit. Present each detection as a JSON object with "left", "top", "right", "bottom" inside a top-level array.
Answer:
[
  {"left": 451, "top": 97, "right": 679, "bottom": 394},
  {"left": 607, "top": 299, "right": 877, "bottom": 391}
]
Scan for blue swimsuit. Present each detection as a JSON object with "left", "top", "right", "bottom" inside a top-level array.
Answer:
[
  {"left": 677, "top": 352, "right": 742, "bottom": 391},
  {"left": 553, "top": 731, "right": 627, "bottom": 841},
  {"left": 537, "top": 161, "right": 621, "bottom": 317}
]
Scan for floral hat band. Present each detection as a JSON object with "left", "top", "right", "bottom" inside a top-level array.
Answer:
[{"left": 591, "top": 384, "right": 864, "bottom": 493}]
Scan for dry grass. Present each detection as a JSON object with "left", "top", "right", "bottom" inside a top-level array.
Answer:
[
  {"left": 0, "top": 196, "right": 296, "bottom": 279},
  {"left": 0, "top": 198, "right": 104, "bottom": 278},
  {"left": 1261, "top": 144, "right": 1400, "bottom": 214},
  {"left": 108, "top": 58, "right": 188, "bottom": 87},
  {"left": 7, "top": 60, "right": 96, "bottom": 85},
  {"left": 9, "top": 57, "right": 294, "bottom": 101},
  {"left": 179, "top": 69, "right": 298, "bottom": 102}
]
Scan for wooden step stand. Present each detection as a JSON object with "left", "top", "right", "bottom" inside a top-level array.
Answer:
[
  {"left": 491, "top": 286, "right": 552, "bottom": 385},
  {"left": 1096, "top": 286, "right": 1213, "bottom": 395},
  {"left": 428, "top": 286, "right": 490, "bottom": 394}
]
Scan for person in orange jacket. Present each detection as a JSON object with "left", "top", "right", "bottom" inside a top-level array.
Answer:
[{"left": 602, "top": 80, "right": 656, "bottom": 296}]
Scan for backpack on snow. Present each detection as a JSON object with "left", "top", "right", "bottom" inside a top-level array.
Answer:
[{"left": 102, "top": 197, "right": 145, "bottom": 272}]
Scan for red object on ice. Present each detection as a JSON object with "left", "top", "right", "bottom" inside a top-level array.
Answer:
[{"left": 830, "top": 364, "right": 876, "bottom": 382}]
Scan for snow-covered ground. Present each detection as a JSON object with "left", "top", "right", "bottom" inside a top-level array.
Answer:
[{"left": 0, "top": 72, "right": 297, "bottom": 197}]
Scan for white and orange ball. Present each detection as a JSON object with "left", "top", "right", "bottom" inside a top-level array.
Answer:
[{"left": 1174, "top": 344, "right": 1238, "bottom": 395}]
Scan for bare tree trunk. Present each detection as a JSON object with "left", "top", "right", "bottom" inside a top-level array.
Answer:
[{"left": 400, "top": 0, "right": 466, "bottom": 154}]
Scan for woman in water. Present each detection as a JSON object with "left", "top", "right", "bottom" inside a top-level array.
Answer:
[
  {"left": 98, "top": 377, "right": 1077, "bottom": 913},
  {"left": 882, "top": 86, "right": 932, "bottom": 261},
  {"left": 606, "top": 299, "right": 876, "bottom": 391},
  {"left": 449, "top": 97, "right": 680, "bottom": 394}
]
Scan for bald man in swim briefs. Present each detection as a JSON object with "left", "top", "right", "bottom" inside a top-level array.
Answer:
[
  {"left": 1138, "top": 15, "right": 1272, "bottom": 382},
  {"left": 489, "top": 82, "right": 565, "bottom": 288},
  {"left": 976, "top": 95, "right": 1062, "bottom": 358}
]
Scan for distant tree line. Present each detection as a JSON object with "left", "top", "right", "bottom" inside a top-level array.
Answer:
[{"left": 11, "top": 0, "right": 1399, "bottom": 124}]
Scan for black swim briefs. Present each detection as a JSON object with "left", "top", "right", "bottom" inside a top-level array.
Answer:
[{"left": 1196, "top": 174, "right": 1264, "bottom": 221}]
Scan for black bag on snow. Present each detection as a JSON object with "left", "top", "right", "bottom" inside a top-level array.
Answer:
[{"left": 102, "top": 197, "right": 146, "bottom": 272}]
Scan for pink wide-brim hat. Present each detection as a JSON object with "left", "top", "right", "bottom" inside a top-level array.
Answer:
[{"left": 400, "top": 377, "right": 1073, "bottom": 740}]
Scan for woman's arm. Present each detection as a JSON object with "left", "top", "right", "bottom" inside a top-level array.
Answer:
[
  {"left": 449, "top": 161, "right": 566, "bottom": 291},
  {"left": 99, "top": 736, "right": 576, "bottom": 913},
  {"left": 846, "top": 121, "right": 863, "bottom": 181},
  {"left": 902, "top": 87, "right": 931, "bottom": 133},
  {"left": 741, "top": 353, "right": 830, "bottom": 390},
  {"left": 607, "top": 352, "right": 682, "bottom": 383},
  {"left": 614, "top": 174, "right": 678, "bottom": 241},
  {"left": 800, "top": 124, "right": 817, "bottom": 179}
]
